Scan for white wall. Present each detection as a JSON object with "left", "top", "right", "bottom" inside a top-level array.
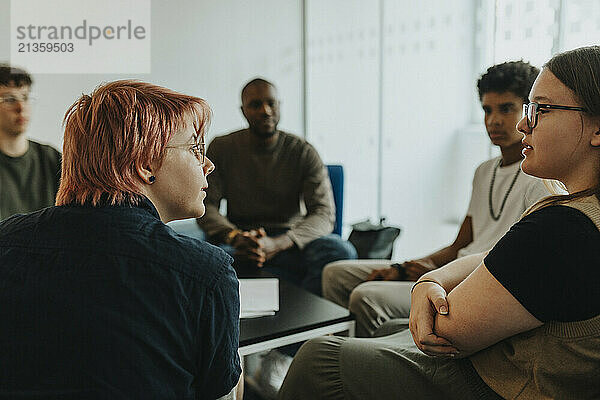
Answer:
[
  {"left": 0, "top": 0, "right": 303, "bottom": 149},
  {"left": 305, "top": 0, "right": 381, "bottom": 236},
  {"left": 307, "top": 0, "right": 483, "bottom": 258},
  {"left": 380, "top": 0, "right": 477, "bottom": 258}
]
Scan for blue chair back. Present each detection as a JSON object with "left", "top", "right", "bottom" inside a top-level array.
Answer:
[{"left": 327, "top": 165, "right": 344, "bottom": 236}]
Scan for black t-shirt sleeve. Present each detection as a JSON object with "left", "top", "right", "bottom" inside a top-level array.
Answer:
[{"left": 484, "top": 205, "right": 600, "bottom": 322}]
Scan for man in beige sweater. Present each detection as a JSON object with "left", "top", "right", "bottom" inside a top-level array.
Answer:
[{"left": 197, "top": 78, "right": 356, "bottom": 295}]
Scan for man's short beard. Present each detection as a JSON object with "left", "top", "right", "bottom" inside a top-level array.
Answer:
[
  {"left": 1, "top": 128, "right": 27, "bottom": 137},
  {"left": 250, "top": 128, "right": 277, "bottom": 139}
]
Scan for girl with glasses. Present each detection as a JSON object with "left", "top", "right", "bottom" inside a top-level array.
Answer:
[{"left": 280, "top": 46, "right": 600, "bottom": 399}]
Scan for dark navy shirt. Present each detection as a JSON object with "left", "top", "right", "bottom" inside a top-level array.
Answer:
[{"left": 0, "top": 198, "right": 241, "bottom": 399}]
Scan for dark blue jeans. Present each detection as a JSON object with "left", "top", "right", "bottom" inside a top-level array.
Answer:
[
  {"left": 222, "top": 233, "right": 357, "bottom": 296},
  {"left": 264, "top": 233, "right": 357, "bottom": 296}
]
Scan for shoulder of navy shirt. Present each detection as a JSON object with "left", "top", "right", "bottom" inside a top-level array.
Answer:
[{"left": 0, "top": 196, "right": 234, "bottom": 288}]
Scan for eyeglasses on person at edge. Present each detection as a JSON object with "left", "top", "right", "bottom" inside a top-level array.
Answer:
[{"left": 522, "top": 101, "right": 587, "bottom": 129}]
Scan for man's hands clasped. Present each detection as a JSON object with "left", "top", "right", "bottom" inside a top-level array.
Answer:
[
  {"left": 230, "top": 228, "right": 293, "bottom": 267},
  {"left": 230, "top": 230, "right": 266, "bottom": 266}
]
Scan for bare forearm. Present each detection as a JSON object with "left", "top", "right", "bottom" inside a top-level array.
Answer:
[
  {"left": 424, "top": 245, "right": 460, "bottom": 268},
  {"left": 420, "top": 251, "right": 487, "bottom": 292},
  {"left": 424, "top": 216, "right": 473, "bottom": 268},
  {"left": 433, "top": 262, "right": 542, "bottom": 357}
]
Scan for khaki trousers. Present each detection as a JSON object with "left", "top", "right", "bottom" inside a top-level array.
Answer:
[{"left": 322, "top": 260, "right": 412, "bottom": 337}]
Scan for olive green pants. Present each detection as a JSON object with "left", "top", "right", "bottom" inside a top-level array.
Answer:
[{"left": 278, "top": 329, "right": 502, "bottom": 400}]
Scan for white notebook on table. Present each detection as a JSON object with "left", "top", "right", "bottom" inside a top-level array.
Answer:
[{"left": 239, "top": 278, "right": 279, "bottom": 318}]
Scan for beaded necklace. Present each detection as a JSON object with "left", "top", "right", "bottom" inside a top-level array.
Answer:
[{"left": 488, "top": 159, "right": 521, "bottom": 221}]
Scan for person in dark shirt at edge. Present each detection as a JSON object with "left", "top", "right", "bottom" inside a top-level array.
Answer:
[
  {"left": 0, "top": 80, "right": 241, "bottom": 399},
  {"left": 0, "top": 64, "right": 61, "bottom": 221},
  {"left": 197, "top": 78, "right": 357, "bottom": 296}
]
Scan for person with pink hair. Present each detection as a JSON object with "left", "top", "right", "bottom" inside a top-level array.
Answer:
[{"left": 0, "top": 80, "right": 241, "bottom": 399}]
